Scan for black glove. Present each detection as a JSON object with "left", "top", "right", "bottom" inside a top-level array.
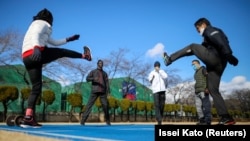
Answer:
[
  {"left": 66, "top": 34, "right": 80, "bottom": 42},
  {"left": 204, "top": 88, "right": 209, "bottom": 94},
  {"left": 226, "top": 54, "right": 238, "bottom": 66},
  {"left": 31, "top": 47, "right": 41, "bottom": 61}
]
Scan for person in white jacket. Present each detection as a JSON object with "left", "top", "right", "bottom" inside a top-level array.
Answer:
[
  {"left": 20, "top": 8, "right": 92, "bottom": 128},
  {"left": 148, "top": 61, "right": 168, "bottom": 125}
]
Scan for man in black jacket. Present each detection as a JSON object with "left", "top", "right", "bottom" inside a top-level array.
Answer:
[
  {"left": 80, "top": 59, "right": 111, "bottom": 125},
  {"left": 163, "top": 18, "right": 238, "bottom": 125}
]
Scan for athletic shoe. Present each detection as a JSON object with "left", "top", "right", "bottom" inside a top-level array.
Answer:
[
  {"left": 217, "top": 117, "right": 236, "bottom": 125},
  {"left": 157, "top": 121, "right": 162, "bottom": 125},
  {"left": 196, "top": 122, "right": 211, "bottom": 125},
  {"left": 163, "top": 52, "right": 171, "bottom": 66},
  {"left": 20, "top": 116, "right": 42, "bottom": 128},
  {"left": 80, "top": 118, "right": 85, "bottom": 126},
  {"left": 196, "top": 117, "right": 211, "bottom": 125},
  {"left": 106, "top": 121, "right": 111, "bottom": 126},
  {"left": 83, "top": 46, "right": 92, "bottom": 61}
]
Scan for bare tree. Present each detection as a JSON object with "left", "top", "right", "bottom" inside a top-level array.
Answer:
[
  {"left": 164, "top": 68, "right": 183, "bottom": 87},
  {"left": 228, "top": 89, "right": 250, "bottom": 112},
  {"left": 42, "top": 58, "right": 94, "bottom": 87},
  {"left": 0, "top": 29, "right": 23, "bottom": 65},
  {"left": 120, "top": 54, "right": 151, "bottom": 84},
  {"left": 103, "top": 48, "right": 128, "bottom": 81},
  {"left": 0, "top": 29, "right": 31, "bottom": 85},
  {"left": 166, "top": 81, "right": 194, "bottom": 105},
  {"left": 103, "top": 48, "right": 152, "bottom": 85}
]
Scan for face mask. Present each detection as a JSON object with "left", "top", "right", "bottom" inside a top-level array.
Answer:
[
  {"left": 199, "top": 27, "right": 205, "bottom": 36},
  {"left": 155, "top": 66, "right": 160, "bottom": 72},
  {"left": 192, "top": 64, "right": 198, "bottom": 71}
]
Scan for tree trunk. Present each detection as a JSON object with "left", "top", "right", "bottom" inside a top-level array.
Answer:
[
  {"left": 69, "top": 107, "right": 74, "bottom": 122},
  {"left": 127, "top": 110, "right": 130, "bottom": 121},
  {"left": 3, "top": 101, "right": 7, "bottom": 121},
  {"left": 151, "top": 111, "right": 153, "bottom": 120},
  {"left": 120, "top": 111, "right": 123, "bottom": 121},
  {"left": 112, "top": 108, "right": 116, "bottom": 121},
  {"left": 21, "top": 99, "right": 25, "bottom": 115},
  {"left": 42, "top": 102, "right": 46, "bottom": 121},
  {"left": 134, "top": 109, "right": 137, "bottom": 121},
  {"left": 98, "top": 107, "right": 101, "bottom": 122}
]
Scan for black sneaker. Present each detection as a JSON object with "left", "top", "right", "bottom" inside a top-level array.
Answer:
[
  {"left": 20, "top": 116, "right": 42, "bottom": 128},
  {"left": 106, "top": 121, "right": 111, "bottom": 126},
  {"left": 157, "top": 121, "right": 162, "bottom": 125},
  {"left": 83, "top": 46, "right": 92, "bottom": 61},
  {"left": 196, "top": 117, "right": 207, "bottom": 125},
  {"left": 163, "top": 52, "right": 171, "bottom": 66},
  {"left": 80, "top": 118, "right": 85, "bottom": 126},
  {"left": 196, "top": 122, "right": 210, "bottom": 125},
  {"left": 217, "top": 117, "right": 236, "bottom": 125}
]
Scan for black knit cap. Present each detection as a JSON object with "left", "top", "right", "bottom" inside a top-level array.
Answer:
[
  {"left": 33, "top": 8, "right": 53, "bottom": 26},
  {"left": 154, "top": 61, "right": 160, "bottom": 67},
  {"left": 97, "top": 59, "right": 103, "bottom": 64}
]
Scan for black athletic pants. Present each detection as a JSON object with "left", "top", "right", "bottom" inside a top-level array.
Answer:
[
  {"left": 23, "top": 47, "right": 82, "bottom": 109},
  {"left": 169, "top": 43, "right": 229, "bottom": 116},
  {"left": 81, "top": 92, "right": 110, "bottom": 123},
  {"left": 153, "top": 91, "right": 166, "bottom": 123}
]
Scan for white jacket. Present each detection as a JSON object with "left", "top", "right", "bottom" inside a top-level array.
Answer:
[
  {"left": 148, "top": 69, "right": 168, "bottom": 93},
  {"left": 22, "top": 20, "right": 67, "bottom": 54}
]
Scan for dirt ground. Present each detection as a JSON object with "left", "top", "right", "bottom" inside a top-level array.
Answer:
[{"left": 0, "top": 130, "right": 68, "bottom": 141}]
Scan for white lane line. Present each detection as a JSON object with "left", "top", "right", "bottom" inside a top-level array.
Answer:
[{"left": 118, "top": 128, "right": 154, "bottom": 131}]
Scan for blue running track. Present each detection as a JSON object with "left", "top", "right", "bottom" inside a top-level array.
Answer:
[{"left": 0, "top": 123, "right": 155, "bottom": 141}]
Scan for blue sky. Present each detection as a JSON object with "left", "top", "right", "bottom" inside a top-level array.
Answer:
[{"left": 1, "top": 0, "right": 250, "bottom": 91}]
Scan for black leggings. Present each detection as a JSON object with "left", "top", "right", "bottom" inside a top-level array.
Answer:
[
  {"left": 170, "top": 43, "right": 229, "bottom": 116},
  {"left": 23, "top": 47, "right": 82, "bottom": 109}
]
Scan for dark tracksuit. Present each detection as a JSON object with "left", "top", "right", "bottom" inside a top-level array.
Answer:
[
  {"left": 169, "top": 26, "right": 233, "bottom": 117},
  {"left": 81, "top": 68, "right": 110, "bottom": 123}
]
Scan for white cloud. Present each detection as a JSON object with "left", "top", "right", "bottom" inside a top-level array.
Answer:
[
  {"left": 54, "top": 75, "right": 73, "bottom": 86},
  {"left": 146, "top": 43, "right": 165, "bottom": 58},
  {"left": 220, "top": 76, "right": 250, "bottom": 94}
]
